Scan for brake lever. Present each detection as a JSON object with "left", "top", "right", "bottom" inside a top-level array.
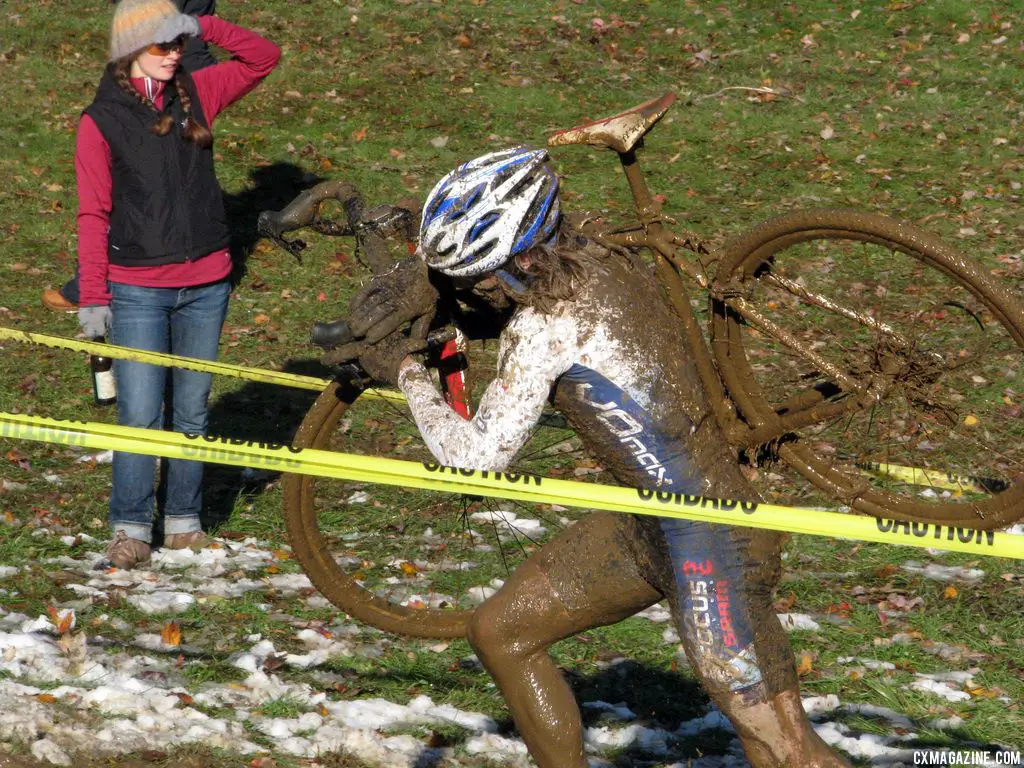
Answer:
[{"left": 256, "top": 210, "right": 308, "bottom": 261}]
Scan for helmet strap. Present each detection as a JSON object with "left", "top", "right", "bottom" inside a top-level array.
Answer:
[{"left": 493, "top": 268, "right": 530, "bottom": 297}]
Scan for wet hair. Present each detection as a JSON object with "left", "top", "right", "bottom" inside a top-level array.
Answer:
[
  {"left": 501, "top": 222, "right": 607, "bottom": 314},
  {"left": 112, "top": 58, "right": 213, "bottom": 147}
]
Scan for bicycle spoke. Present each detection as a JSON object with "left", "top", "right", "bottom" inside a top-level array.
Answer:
[{"left": 713, "top": 210, "right": 1022, "bottom": 524}]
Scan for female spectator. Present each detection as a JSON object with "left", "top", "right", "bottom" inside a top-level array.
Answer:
[
  {"left": 42, "top": 0, "right": 219, "bottom": 312},
  {"left": 75, "top": 0, "right": 280, "bottom": 568}
]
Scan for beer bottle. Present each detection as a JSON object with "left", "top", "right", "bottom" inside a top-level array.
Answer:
[{"left": 90, "top": 338, "right": 117, "bottom": 406}]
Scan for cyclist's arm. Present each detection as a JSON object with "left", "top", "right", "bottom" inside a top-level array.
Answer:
[{"left": 398, "top": 308, "right": 576, "bottom": 470}]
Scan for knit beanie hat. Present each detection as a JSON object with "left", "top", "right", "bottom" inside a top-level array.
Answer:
[{"left": 109, "top": 0, "right": 179, "bottom": 61}]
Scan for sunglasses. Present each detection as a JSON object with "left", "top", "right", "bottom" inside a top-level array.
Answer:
[{"left": 145, "top": 36, "right": 187, "bottom": 56}]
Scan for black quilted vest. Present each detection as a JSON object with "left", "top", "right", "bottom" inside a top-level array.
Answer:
[{"left": 83, "top": 65, "right": 230, "bottom": 267}]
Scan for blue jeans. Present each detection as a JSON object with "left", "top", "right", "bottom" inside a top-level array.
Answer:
[{"left": 108, "top": 280, "right": 230, "bottom": 543}]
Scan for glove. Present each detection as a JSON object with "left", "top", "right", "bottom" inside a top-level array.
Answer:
[
  {"left": 78, "top": 306, "right": 112, "bottom": 339},
  {"left": 359, "top": 332, "right": 429, "bottom": 387},
  {"left": 347, "top": 257, "right": 439, "bottom": 344},
  {"left": 154, "top": 13, "right": 201, "bottom": 43},
  {"left": 324, "top": 330, "right": 427, "bottom": 387}
]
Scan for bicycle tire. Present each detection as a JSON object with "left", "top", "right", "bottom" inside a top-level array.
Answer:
[
  {"left": 283, "top": 378, "right": 592, "bottom": 638},
  {"left": 710, "top": 208, "right": 1024, "bottom": 529}
]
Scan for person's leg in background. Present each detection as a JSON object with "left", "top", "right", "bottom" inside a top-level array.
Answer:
[
  {"left": 105, "top": 283, "right": 177, "bottom": 567},
  {"left": 161, "top": 279, "right": 230, "bottom": 547},
  {"left": 42, "top": 270, "right": 80, "bottom": 312}
]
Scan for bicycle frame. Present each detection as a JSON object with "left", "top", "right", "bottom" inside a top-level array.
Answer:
[{"left": 567, "top": 127, "right": 914, "bottom": 455}]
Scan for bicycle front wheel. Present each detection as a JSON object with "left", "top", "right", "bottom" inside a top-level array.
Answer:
[
  {"left": 282, "top": 378, "right": 593, "bottom": 639},
  {"left": 711, "top": 209, "right": 1024, "bottom": 529}
]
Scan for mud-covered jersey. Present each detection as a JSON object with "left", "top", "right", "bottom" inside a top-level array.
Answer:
[
  {"left": 398, "top": 249, "right": 767, "bottom": 692},
  {"left": 398, "top": 251, "right": 710, "bottom": 487}
]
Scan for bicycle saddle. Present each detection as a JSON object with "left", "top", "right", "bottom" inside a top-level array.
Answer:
[{"left": 548, "top": 91, "right": 677, "bottom": 154}]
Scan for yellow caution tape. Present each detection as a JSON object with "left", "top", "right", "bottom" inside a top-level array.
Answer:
[
  {"left": 1, "top": 411, "right": 1020, "bottom": 561},
  {"left": 855, "top": 461, "right": 1009, "bottom": 494},
  {"left": 0, "top": 326, "right": 405, "bottom": 404},
  {"left": 1, "top": 326, "right": 1010, "bottom": 496}
]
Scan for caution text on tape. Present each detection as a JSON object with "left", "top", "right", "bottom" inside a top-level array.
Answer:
[{"left": 1, "top": 411, "right": 1020, "bottom": 561}]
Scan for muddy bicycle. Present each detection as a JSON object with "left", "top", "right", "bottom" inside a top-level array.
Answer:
[{"left": 269, "top": 92, "right": 1023, "bottom": 639}]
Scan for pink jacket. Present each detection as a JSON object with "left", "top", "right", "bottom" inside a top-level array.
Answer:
[{"left": 76, "top": 16, "right": 281, "bottom": 306}]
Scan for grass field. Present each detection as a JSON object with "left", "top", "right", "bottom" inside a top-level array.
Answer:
[{"left": 1, "top": 1, "right": 1022, "bottom": 765}]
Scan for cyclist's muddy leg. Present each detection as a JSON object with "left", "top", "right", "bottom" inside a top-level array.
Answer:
[
  {"left": 466, "top": 512, "right": 661, "bottom": 768},
  {"left": 674, "top": 525, "right": 852, "bottom": 767},
  {"left": 718, "top": 687, "right": 852, "bottom": 767}
]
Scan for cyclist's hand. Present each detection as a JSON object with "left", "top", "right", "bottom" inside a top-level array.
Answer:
[
  {"left": 348, "top": 256, "right": 439, "bottom": 344},
  {"left": 324, "top": 322, "right": 430, "bottom": 386},
  {"left": 78, "top": 305, "right": 111, "bottom": 339}
]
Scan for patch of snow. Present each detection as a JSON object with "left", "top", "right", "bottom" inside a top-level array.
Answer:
[
  {"left": 836, "top": 656, "right": 896, "bottom": 671},
  {"left": 127, "top": 591, "right": 195, "bottom": 615},
  {"left": 908, "top": 676, "right": 971, "bottom": 702},
  {"left": 582, "top": 700, "right": 636, "bottom": 721},
  {"left": 585, "top": 723, "right": 670, "bottom": 754},
  {"left": 677, "top": 708, "right": 736, "bottom": 736},
  {"left": 634, "top": 602, "right": 672, "bottom": 623},
  {"left": 777, "top": 613, "right": 822, "bottom": 631},
  {"left": 75, "top": 449, "right": 113, "bottom": 464},
  {"left": 901, "top": 560, "right": 984, "bottom": 582}
]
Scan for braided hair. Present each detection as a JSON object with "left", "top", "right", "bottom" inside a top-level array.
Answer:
[{"left": 112, "top": 59, "right": 213, "bottom": 147}]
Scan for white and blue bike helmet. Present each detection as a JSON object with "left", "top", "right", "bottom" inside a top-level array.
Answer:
[{"left": 419, "top": 147, "right": 561, "bottom": 278}]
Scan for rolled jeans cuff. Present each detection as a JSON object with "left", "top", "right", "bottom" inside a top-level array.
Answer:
[
  {"left": 164, "top": 515, "right": 203, "bottom": 535},
  {"left": 110, "top": 522, "right": 153, "bottom": 545}
]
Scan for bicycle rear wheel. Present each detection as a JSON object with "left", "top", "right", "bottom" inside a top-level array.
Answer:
[
  {"left": 282, "top": 378, "right": 595, "bottom": 638},
  {"left": 711, "top": 209, "right": 1024, "bottom": 529}
]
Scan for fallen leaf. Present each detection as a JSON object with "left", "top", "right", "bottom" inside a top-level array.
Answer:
[
  {"left": 875, "top": 564, "right": 899, "bottom": 578},
  {"left": 962, "top": 414, "right": 979, "bottom": 427},
  {"left": 263, "top": 652, "right": 288, "bottom": 672},
  {"left": 161, "top": 621, "right": 182, "bottom": 647},
  {"left": 352, "top": 126, "right": 368, "bottom": 142},
  {"left": 825, "top": 601, "right": 853, "bottom": 618},
  {"left": 965, "top": 685, "right": 1001, "bottom": 699},
  {"left": 774, "top": 591, "right": 797, "bottom": 612},
  {"left": 47, "top": 605, "right": 75, "bottom": 635},
  {"left": 36, "top": 694, "right": 57, "bottom": 704},
  {"left": 6, "top": 449, "right": 30, "bottom": 470},
  {"left": 796, "top": 651, "right": 815, "bottom": 676}
]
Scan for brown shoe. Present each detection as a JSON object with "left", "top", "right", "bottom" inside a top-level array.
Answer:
[
  {"left": 42, "top": 289, "right": 77, "bottom": 312},
  {"left": 164, "top": 531, "right": 215, "bottom": 552},
  {"left": 105, "top": 531, "right": 152, "bottom": 570}
]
